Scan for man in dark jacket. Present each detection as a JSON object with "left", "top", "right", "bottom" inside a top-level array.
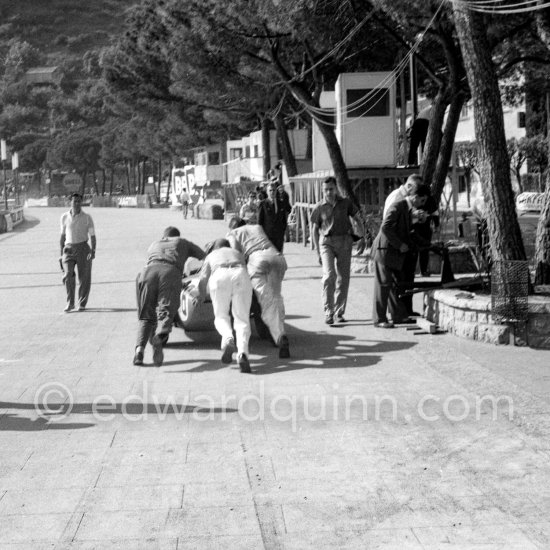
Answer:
[
  {"left": 258, "top": 181, "right": 292, "bottom": 252},
  {"left": 371, "top": 186, "right": 429, "bottom": 327}
]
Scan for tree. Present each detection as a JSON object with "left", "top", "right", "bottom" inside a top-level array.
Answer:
[
  {"left": 455, "top": 141, "right": 479, "bottom": 206},
  {"left": 451, "top": 1, "right": 526, "bottom": 264},
  {"left": 507, "top": 137, "right": 528, "bottom": 193}
]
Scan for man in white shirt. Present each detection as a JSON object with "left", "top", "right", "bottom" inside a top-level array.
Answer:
[
  {"left": 59, "top": 193, "right": 96, "bottom": 312},
  {"left": 226, "top": 217, "right": 290, "bottom": 359}
]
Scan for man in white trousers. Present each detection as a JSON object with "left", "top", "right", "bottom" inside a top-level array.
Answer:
[
  {"left": 226, "top": 217, "right": 290, "bottom": 359},
  {"left": 192, "top": 238, "right": 253, "bottom": 373}
]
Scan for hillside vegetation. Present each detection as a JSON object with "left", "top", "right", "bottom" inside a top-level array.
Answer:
[{"left": 0, "top": 0, "right": 136, "bottom": 62}]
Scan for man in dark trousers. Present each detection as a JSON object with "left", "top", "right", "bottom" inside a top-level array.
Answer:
[
  {"left": 371, "top": 185, "right": 429, "bottom": 328},
  {"left": 59, "top": 193, "right": 96, "bottom": 312},
  {"left": 258, "top": 181, "right": 292, "bottom": 252},
  {"left": 134, "top": 227, "right": 205, "bottom": 367}
]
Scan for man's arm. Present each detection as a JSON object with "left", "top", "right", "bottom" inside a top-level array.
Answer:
[
  {"left": 60, "top": 233, "right": 66, "bottom": 256},
  {"left": 312, "top": 224, "right": 321, "bottom": 264},
  {"left": 90, "top": 235, "right": 96, "bottom": 259}
]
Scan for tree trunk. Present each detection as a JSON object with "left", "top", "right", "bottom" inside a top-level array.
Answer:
[
  {"left": 431, "top": 92, "right": 466, "bottom": 205},
  {"left": 261, "top": 117, "right": 271, "bottom": 178},
  {"left": 274, "top": 112, "right": 298, "bottom": 177},
  {"left": 109, "top": 168, "right": 114, "bottom": 195},
  {"left": 165, "top": 162, "right": 172, "bottom": 203},
  {"left": 80, "top": 171, "right": 87, "bottom": 196},
  {"left": 125, "top": 161, "right": 131, "bottom": 194},
  {"left": 452, "top": 2, "right": 526, "bottom": 262},
  {"left": 421, "top": 86, "right": 448, "bottom": 186},
  {"left": 533, "top": 0, "right": 550, "bottom": 282}
]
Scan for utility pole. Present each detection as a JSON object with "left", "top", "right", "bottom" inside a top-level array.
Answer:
[{"left": 1, "top": 139, "right": 7, "bottom": 210}]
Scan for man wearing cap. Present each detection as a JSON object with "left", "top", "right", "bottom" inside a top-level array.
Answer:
[
  {"left": 226, "top": 217, "right": 290, "bottom": 359},
  {"left": 59, "top": 193, "right": 96, "bottom": 312},
  {"left": 134, "top": 226, "right": 205, "bottom": 367},
  {"left": 191, "top": 239, "right": 253, "bottom": 373}
]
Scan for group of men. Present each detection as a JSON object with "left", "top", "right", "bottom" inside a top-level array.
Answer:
[
  {"left": 59, "top": 172, "right": 436, "bottom": 371},
  {"left": 133, "top": 217, "right": 290, "bottom": 372}
]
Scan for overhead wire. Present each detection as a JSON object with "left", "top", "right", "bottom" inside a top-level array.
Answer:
[
  {"left": 303, "top": 0, "right": 447, "bottom": 127},
  {"left": 449, "top": 0, "right": 550, "bottom": 13}
]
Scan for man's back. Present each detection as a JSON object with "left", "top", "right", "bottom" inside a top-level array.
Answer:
[{"left": 227, "top": 224, "right": 276, "bottom": 261}]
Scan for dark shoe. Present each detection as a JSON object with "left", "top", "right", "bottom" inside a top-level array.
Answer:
[
  {"left": 374, "top": 321, "right": 394, "bottom": 328},
  {"left": 395, "top": 317, "right": 417, "bottom": 325},
  {"left": 221, "top": 337, "right": 236, "bottom": 364},
  {"left": 78, "top": 306, "right": 86, "bottom": 311},
  {"left": 238, "top": 353, "right": 252, "bottom": 373},
  {"left": 325, "top": 315, "right": 334, "bottom": 325},
  {"left": 133, "top": 348, "right": 144, "bottom": 366},
  {"left": 63, "top": 303, "right": 74, "bottom": 313},
  {"left": 421, "top": 271, "right": 431, "bottom": 277},
  {"left": 151, "top": 335, "right": 164, "bottom": 366},
  {"left": 336, "top": 315, "right": 347, "bottom": 323},
  {"left": 409, "top": 311, "right": 421, "bottom": 317},
  {"left": 278, "top": 335, "right": 290, "bottom": 359}
]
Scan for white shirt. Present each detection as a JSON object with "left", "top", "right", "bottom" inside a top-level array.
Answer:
[
  {"left": 383, "top": 187, "right": 408, "bottom": 218},
  {"left": 60, "top": 210, "right": 95, "bottom": 244}
]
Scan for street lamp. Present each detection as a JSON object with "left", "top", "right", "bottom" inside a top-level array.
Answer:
[
  {"left": 1, "top": 139, "right": 7, "bottom": 210},
  {"left": 12, "top": 152, "right": 19, "bottom": 206}
]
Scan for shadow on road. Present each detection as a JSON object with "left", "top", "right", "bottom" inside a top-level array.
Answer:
[
  {"left": 0, "top": 401, "right": 238, "bottom": 432},
  {"left": 166, "top": 323, "right": 417, "bottom": 375}
]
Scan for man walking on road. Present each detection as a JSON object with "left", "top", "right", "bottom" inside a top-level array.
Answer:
[
  {"left": 311, "top": 177, "right": 364, "bottom": 325},
  {"left": 191, "top": 239, "right": 253, "bottom": 373},
  {"left": 59, "top": 193, "right": 96, "bottom": 312},
  {"left": 227, "top": 217, "right": 290, "bottom": 359},
  {"left": 134, "top": 226, "right": 205, "bottom": 367},
  {"left": 180, "top": 188, "right": 191, "bottom": 219}
]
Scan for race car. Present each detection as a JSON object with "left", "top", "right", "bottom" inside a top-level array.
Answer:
[{"left": 173, "top": 258, "right": 271, "bottom": 340}]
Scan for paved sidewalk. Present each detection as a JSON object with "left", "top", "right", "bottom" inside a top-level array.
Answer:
[{"left": 1, "top": 207, "right": 550, "bottom": 549}]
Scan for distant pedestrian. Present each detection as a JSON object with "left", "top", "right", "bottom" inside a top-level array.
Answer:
[
  {"left": 191, "top": 238, "right": 253, "bottom": 373},
  {"left": 59, "top": 193, "right": 96, "bottom": 312},
  {"left": 239, "top": 191, "right": 259, "bottom": 224},
  {"left": 258, "top": 181, "right": 292, "bottom": 252},
  {"left": 180, "top": 188, "right": 190, "bottom": 219},
  {"left": 134, "top": 227, "right": 205, "bottom": 367},
  {"left": 311, "top": 177, "right": 364, "bottom": 325}
]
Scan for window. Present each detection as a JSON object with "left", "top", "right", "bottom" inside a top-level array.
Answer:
[
  {"left": 229, "top": 148, "right": 242, "bottom": 160},
  {"left": 208, "top": 151, "right": 220, "bottom": 165},
  {"left": 253, "top": 145, "right": 259, "bottom": 158},
  {"left": 346, "top": 88, "right": 389, "bottom": 118},
  {"left": 245, "top": 146, "right": 250, "bottom": 158}
]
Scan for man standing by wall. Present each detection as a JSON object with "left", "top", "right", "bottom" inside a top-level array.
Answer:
[
  {"left": 311, "top": 177, "right": 364, "bottom": 325},
  {"left": 384, "top": 173, "right": 427, "bottom": 316},
  {"left": 372, "top": 186, "right": 429, "bottom": 327},
  {"left": 59, "top": 193, "right": 96, "bottom": 312}
]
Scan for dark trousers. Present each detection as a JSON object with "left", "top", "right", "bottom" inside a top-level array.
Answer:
[
  {"left": 135, "top": 263, "right": 181, "bottom": 348},
  {"left": 62, "top": 242, "right": 92, "bottom": 308},
  {"left": 372, "top": 261, "right": 407, "bottom": 324},
  {"left": 400, "top": 251, "right": 418, "bottom": 315}
]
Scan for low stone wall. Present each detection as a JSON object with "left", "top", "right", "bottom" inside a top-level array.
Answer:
[{"left": 425, "top": 289, "right": 550, "bottom": 349}]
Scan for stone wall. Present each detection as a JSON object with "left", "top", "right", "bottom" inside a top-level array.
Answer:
[{"left": 425, "top": 289, "right": 550, "bottom": 349}]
